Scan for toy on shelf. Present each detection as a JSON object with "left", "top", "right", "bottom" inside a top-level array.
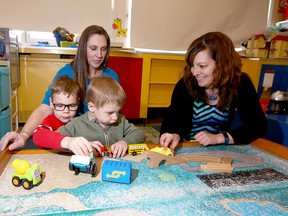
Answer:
[
  {"left": 102, "top": 160, "right": 132, "bottom": 184},
  {"left": 52, "top": 27, "right": 75, "bottom": 47},
  {"left": 128, "top": 143, "right": 150, "bottom": 156},
  {"left": 11, "top": 159, "right": 43, "bottom": 190},
  {"left": 69, "top": 151, "right": 97, "bottom": 176},
  {"left": 150, "top": 146, "right": 174, "bottom": 156}
]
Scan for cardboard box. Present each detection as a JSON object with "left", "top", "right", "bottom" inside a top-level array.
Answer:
[
  {"left": 270, "top": 35, "right": 288, "bottom": 50},
  {"left": 247, "top": 34, "right": 266, "bottom": 49},
  {"left": 268, "top": 49, "right": 288, "bottom": 59},
  {"left": 246, "top": 48, "right": 269, "bottom": 58}
]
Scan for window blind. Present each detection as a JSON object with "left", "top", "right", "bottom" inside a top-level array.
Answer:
[
  {"left": 0, "top": 0, "right": 113, "bottom": 36},
  {"left": 130, "top": 0, "right": 270, "bottom": 51}
]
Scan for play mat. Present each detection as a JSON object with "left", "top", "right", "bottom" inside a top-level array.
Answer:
[{"left": 0, "top": 144, "right": 287, "bottom": 216}]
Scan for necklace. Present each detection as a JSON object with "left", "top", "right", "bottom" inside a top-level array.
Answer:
[
  {"left": 209, "top": 95, "right": 217, "bottom": 101},
  {"left": 206, "top": 89, "right": 218, "bottom": 101}
]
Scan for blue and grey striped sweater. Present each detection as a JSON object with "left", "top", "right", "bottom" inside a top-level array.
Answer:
[{"left": 188, "top": 101, "right": 230, "bottom": 140}]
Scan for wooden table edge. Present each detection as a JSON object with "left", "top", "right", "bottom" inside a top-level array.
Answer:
[{"left": 250, "top": 138, "right": 288, "bottom": 160}]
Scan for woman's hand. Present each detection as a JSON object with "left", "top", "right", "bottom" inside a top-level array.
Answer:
[
  {"left": 111, "top": 140, "right": 128, "bottom": 158},
  {"left": 194, "top": 131, "right": 232, "bottom": 146},
  {"left": 61, "top": 136, "right": 94, "bottom": 156},
  {"left": 159, "top": 133, "right": 180, "bottom": 153},
  {"left": 0, "top": 131, "right": 28, "bottom": 151}
]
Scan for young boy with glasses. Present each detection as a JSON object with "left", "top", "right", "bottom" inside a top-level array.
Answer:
[{"left": 33, "top": 75, "right": 80, "bottom": 149}]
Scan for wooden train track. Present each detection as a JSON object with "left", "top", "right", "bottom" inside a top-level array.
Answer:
[{"left": 143, "top": 151, "right": 233, "bottom": 173}]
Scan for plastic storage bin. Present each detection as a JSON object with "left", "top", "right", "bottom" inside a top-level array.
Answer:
[
  {"left": 264, "top": 114, "right": 288, "bottom": 146},
  {"left": 0, "top": 66, "right": 10, "bottom": 110},
  {"left": 0, "top": 38, "right": 3, "bottom": 56},
  {"left": 0, "top": 106, "right": 11, "bottom": 138}
]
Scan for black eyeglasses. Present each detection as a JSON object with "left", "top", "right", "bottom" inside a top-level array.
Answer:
[{"left": 53, "top": 103, "right": 79, "bottom": 111}]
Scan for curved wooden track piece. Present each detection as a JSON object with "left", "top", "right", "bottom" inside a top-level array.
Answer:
[{"left": 143, "top": 151, "right": 233, "bottom": 172}]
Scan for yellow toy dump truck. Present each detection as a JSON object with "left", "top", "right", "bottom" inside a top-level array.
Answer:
[{"left": 11, "top": 159, "right": 43, "bottom": 190}]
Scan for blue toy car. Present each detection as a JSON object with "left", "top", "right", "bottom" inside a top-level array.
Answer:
[{"left": 69, "top": 152, "right": 97, "bottom": 176}]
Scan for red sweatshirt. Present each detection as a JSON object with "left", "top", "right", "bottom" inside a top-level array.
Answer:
[{"left": 33, "top": 114, "right": 66, "bottom": 149}]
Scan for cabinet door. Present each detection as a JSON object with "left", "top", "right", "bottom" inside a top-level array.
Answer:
[
  {"left": 0, "top": 66, "right": 10, "bottom": 110},
  {"left": 240, "top": 59, "right": 261, "bottom": 90},
  {"left": 0, "top": 107, "right": 11, "bottom": 138},
  {"left": 107, "top": 56, "right": 143, "bottom": 118}
]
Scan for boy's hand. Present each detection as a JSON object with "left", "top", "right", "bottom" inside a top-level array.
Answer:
[
  {"left": 89, "top": 141, "right": 104, "bottom": 155},
  {"left": 61, "top": 136, "right": 93, "bottom": 156},
  {"left": 111, "top": 140, "right": 128, "bottom": 158}
]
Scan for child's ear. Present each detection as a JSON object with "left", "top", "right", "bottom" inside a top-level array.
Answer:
[
  {"left": 88, "top": 102, "right": 96, "bottom": 112},
  {"left": 49, "top": 97, "right": 54, "bottom": 110}
]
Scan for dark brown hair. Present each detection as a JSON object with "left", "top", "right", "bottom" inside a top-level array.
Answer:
[
  {"left": 71, "top": 25, "right": 110, "bottom": 101},
  {"left": 183, "top": 32, "right": 242, "bottom": 110}
]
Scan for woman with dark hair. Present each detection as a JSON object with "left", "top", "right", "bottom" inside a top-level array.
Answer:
[
  {"left": 0, "top": 25, "right": 119, "bottom": 151},
  {"left": 160, "top": 32, "right": 267, "bottom": 152}
]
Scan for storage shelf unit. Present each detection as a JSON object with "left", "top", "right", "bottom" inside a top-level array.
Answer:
[
  {"left": 18, "top": 50, "right": 144, "bottom": 121},
  {"left": 18, "top": 47, "right": 288, "bottom": 120},
  {"left": 0, "top": 65, "right": 11, "bottom": 137},
  {"left": 11, "top": 88, "right": 18, "bottom": 131},
  {"left": 140, "top": 54, "right": 185, "bottom": 117},
  {"left": 241, "top": 58, "right": 288, "bottom": 90},
  {"left": 0, "top": 28, "right": 20, "bottom": 134}
]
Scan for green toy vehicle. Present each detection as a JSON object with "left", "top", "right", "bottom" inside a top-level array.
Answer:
[{"left": 11, "top": 159, "right": 43, "bottom": 190}]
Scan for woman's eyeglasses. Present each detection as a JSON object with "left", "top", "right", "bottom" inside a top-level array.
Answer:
[{"left": 53, "top": 103, "right": 78, "bottom": 111}]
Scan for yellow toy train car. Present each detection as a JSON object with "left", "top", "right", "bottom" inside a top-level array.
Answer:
[{"left": 128, "top": 143, "right": 150, "bottom": 156}]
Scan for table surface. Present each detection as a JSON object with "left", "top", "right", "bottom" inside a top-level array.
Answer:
[
  {"left": 0, "top": 138, "right": 287, "bottom": 215},
  {"left": 1, "top": 138, "right": 287, "bottom": 176}
]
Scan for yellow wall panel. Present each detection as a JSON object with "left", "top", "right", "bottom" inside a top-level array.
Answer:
[
  {"left": 148, "top": 84, "right": 175, "bottom": 107},
  {"left": 150, "top": 59, "right": 185, "bottom": 83},
  {"left": 18, "top": 55, "right": 71, "bottom": 122}
]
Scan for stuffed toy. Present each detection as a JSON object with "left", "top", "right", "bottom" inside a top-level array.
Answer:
[{"left": 53, "top": 27, "right": 75, "bottom": 47}]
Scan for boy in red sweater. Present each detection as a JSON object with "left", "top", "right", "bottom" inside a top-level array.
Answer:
[{"left": 33, "top": 75, "right": 80, "bottom": 149}]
